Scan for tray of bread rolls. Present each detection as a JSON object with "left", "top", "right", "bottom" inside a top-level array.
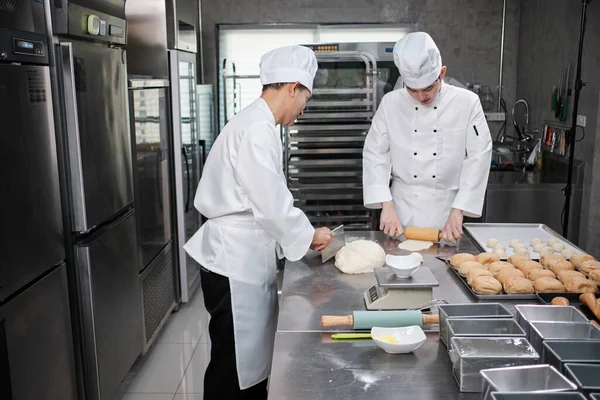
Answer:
[
  {"left": 537, "top": 292, "right": 600, "bottom": 325},
  {"left": 446, "top": 251, "right": 600, "bottom": 300},
  {"left": 462, "top": 223, "right": 589, "bottom": 261}
]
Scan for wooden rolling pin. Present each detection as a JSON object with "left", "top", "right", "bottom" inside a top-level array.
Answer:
[
  {"left": 321, "top": 310, "right": 439, "bottom": 329},
  {"left": 404, "top": 226, "right": 442, "bottom": 242}
]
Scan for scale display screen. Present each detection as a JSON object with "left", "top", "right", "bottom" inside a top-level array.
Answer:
[
  {"left": 368, "top": 286, "right": 378, "bottom": 302},
  {"left": 13, "top": 38, "right": 44, "bottom": 56}
]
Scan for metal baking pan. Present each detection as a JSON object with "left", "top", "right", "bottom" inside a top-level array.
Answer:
[
  {"left": 591, "top": 394, "right": 600, "bottom": 400},
  {"left": 447, "top": 261, "right": 538, "bottom": 300},
  {"left": 491, "top": 393, "right": 586, "bottom": 400},
  {"left": 446, "top": 318, "right": 526, "bottom": 348},
  {"left": 528, "top": 321, "right": 600, "bottom": 354},
  {"left": 542, "top": 340, "right": 600, "bottom": 373},
  {"left": 480, "top": 364, "right": 577, "bottom": 400},
  {"left": 439, "top": 303, "right": 513, "bottom": 346},
  {"left": 515, "top": 305, "right": 588, "bottom": 338},
  {"left": 463, "top": 223, "right": 589, "bottom": 260},
  {"left": 536, "top": 292, "right": 600, "bottom": 324},
  {"left": 564, "top": 363, "right": 600, "bottom": 398},
  {"left": 449, "top": 337, "right": 539, "bottom": 393}
]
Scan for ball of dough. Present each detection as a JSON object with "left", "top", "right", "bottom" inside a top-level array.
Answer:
[
  {"left": 539, "top": 246, "right": 554, "bottom": 255},
  {"left": 509, "top": 239, "right": 521, "bottom": 248},
  {"left": 547, "top": 238, "right": 559, "bottom": 246},
  {"left": 472, "top": 276, "right": 503, "bottom": 295},
  {"left": 486, "top": 238, "right": 499, "bottom": 248},
  {"left": 459, "top": 261, "right": 486, "bottom": 277},
  {"left": 551, "top": 243, "right": 565, "bottom": 252},
  {"left": 334, "top": 240, "right": 386, "bottom": 274},
  {"left": 533, "top": 243, "right": 546, "bottom": 253},
  {"left": 530, "top": 238, "right": 543, "bottom": 247},
  {"left": 513, "top": 243, "right": 527, "bottom": 251},
  {"left": 494, "top": 249, "right": 507, "bottom": 258},
  {"left": 476, "top": 252, "right": 501, "bottom": 265},
  {"left": 494, "top": 244, "right": 506, "bottom": 251},
  {"left": 411, "top": 252, "right": 424, "bottom": 264},
  {"left": 516, "top": 248, "right": 530, "bottom": 257},
  {"left": 449, "top": 253, "right": 477, "bottom": 268},
  {"left": 561, "top": 249, "right": 575, "bottom": 259},
  {"left": 533, "top": 277, "right": 565, "bottom": 293}
]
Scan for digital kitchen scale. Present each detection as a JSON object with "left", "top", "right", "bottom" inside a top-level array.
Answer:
[{"left": 364, "top": 266, "right": 439, "bottom": 310}]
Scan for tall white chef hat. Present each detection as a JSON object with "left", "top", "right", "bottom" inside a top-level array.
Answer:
[
  {"left": 393, "top": 32, "right": 442, "bottom": 89},
  {"left": 260, "top": 45, "right": 318, "bottom": 92}
]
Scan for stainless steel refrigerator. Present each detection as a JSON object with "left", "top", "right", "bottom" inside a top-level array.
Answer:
[
  {"left": 0, "top": 1, "right": 77, "bottom": 399},
  {"left": 48, "top": 1, "right": 143, "bottom": 399}
]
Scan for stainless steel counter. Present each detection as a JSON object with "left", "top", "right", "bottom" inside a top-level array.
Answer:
[{"left": 270, "top": 231, "right": 535, "bottom": 399}]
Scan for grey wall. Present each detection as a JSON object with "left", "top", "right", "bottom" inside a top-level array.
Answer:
[
  {"left": 201, "top": 0, "right": 521, "bottom": 134},
  {"left": 517, "top": 0, "right": 600, "bottom": 254}
]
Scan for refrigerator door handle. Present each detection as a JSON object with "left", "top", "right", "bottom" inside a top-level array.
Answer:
[
  {"left": 0, "top": 317, "right": 13, "bottom": 399},
  {"left": 182, "top": 147, "right": 191, "bottom": 213},
  {"left": 59, "top": 43, "right": 88, "bottom": 232},
  {"left": 156, "top": 148, "right": 163, "bottom": 212}
]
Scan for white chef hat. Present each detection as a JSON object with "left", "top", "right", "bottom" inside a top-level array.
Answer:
[
  {"left": 260, "top": 45, "right": 318, "bottom": 92},
  {"left": 393, "top": 32, "right": 442, "bottom": 89}
]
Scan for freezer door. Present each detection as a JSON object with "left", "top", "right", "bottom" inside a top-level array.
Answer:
[
  {"left": 0, "top": 264, "right": 77, "bottom": 400},
  {"left": 0, "top": 64, "right": 64, "bottom": 302},
  {"left": 76, "top": 212, "right": 143, "bottom": 400},
  {"left": 129, "top": 85, "right": 174, "bottom": 270},
  {"left": 59, "top": 41, "right": 133, "bottom": 233}
]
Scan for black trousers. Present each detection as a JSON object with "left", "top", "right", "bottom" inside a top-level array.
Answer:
[{"left": 200, "top": 268, "right": 268, "bottom": 400}]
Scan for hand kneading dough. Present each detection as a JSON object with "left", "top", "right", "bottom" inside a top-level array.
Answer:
[
  {"left": 527, "top": 269, "right": 556, "bottom": 281},
  {"left": 496, "top": 268, "right": 526, "bottom": 285},
  {"left": 459, "top": 261, "right": 486, "bottom": 277},
  {"left": 533, "top": 277, "right": 565, "bottom": 293},
  {"left": 476, "top": 252, "right": 501, "bottom": 265},
  {"left": 504, "top": 277, "right": 535, "bottom": 294},
  {"left": 570, "top": 254, "right": 595, "bottom": 269},
  {"left": 472, "top": 276, "right": 503, "bottom": 295},
  {"left": 565, "top": 277, "right": 599, "bottom": 293},
  {"left": 449, "top": 253, "right": 476, "bottom": 268},
  {"left": 467, "top": 268, "right": 494, "bottom": 286},
  {"left": 335, "top": 240, "right": 386, "bottom": 274}
]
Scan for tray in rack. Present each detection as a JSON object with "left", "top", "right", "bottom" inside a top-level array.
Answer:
[
  {"left": 536, "top": 292, "right": 600, "bottom": 324},
  {"left": 446, "top": 260, "right": 538, "bottom": 300},
  {"left": 463, "top": 223, "right": 589, "bottom": 261}
]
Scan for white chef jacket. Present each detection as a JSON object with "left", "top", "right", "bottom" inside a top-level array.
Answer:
[{"left": 363, "top": 81, "right": 492, "bottom": 229}]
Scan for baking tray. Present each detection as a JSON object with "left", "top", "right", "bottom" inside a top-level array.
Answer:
[
  {"left": 446, "top": 260, "right": 538, "bottom": 300},
  {"left": 536, "top": 292, "right": 600, "bottom": 324},
  {"left": 463, "top": 223, "right": 589, "bottom": 260}
]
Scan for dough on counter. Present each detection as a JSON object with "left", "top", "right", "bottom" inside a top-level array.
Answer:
[
  {"left": 476, "top": 252, "right": 501, "bottom": 265},
  {"left": 551, "top": 243, "right": 565, "bottom": 252},
  {"left": 570, "top": 254, "right": 595, "bottom": 269},
  {"left": 557, "top": 270, "right": 586, "bottom": 283},
  {"left": 547, "top": 238, "right": 559, "bottom": 246},
  {"left": 411, "top": 252, "right": 424, "bottom": 263},
  {"left": 334, "top": 240, "right": 386, "bottom": 274},
  {"left": 472, "top": 276, "right": 503, "bottom": 295},
  {"left": 561, "top": 249, "right": 575, "bottom": 259},
  {"left": 565, "top": 277, "right": 599, "bottom": 294},
  {"left": 467, "top": 268, "right": 494, "bottom": 286},
  {"left": 398, "top": 239, "right": 434, "bottom": 252},
  {"left": 579, "top": 260, "right": 600, "bottom": 276},
  {"left": 530, "top": 238, "right": 543, "bottom": 247},
  {"left": 526, "top": 269, "right": 556, "bottom": 281},
  {"left": 449, "top": 253, "right": 477, "bottom": 268},
  {"left": 488, "top": 261, "right": 516, "bottom": 274},
  {"left": 496, "top": 268, "right": 526, "bottom": 285},
  {"left": 533, "top": 277, "right": 565, "bottom": 293},
  {"left": 459, "top": 261, "right": 486, "bottom": 277},
  {"left": 486, "top": 238, "right": 499, "bottom": 248},
  {"left": 504, "top": 277, "right": 535, "bottom": 294}
]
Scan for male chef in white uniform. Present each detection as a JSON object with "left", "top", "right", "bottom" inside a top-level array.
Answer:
[
  {"left": 363, "top": 32, "right": 492, "bottom": 242},
  {"left": 184, "top": 45, "right": 333, "bottom": 399}
]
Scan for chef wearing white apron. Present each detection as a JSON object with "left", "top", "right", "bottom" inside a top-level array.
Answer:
[
  {"left": 363, "top": 32, "right": 492, "bottom": 242},
  {"left": 184, "top": 45, "right": 332, "bottom": 399}
]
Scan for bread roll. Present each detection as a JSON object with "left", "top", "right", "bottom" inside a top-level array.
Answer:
[
  {"left": 496, "top": 268, "right": 526, "bottom": 285},
  {"left": 579, "top": 293, "right": 600, "bottom": 321},
  {"left": 556, "top": 270, "right": 586, "bottom": 283},
  {"left": 533, "top": 277, "right": 565, "bottom": 293},
  {"left": 540, "top": 254, "right": 564, "bottom": 268},
  {"left": 548, "top": 260, "right": 576, "bottom": 274},
  {"left": 467, "top": 268, "right": 494, "bottom": 286},
  {"left": 504, "top": 277, "right": 535, "bottom": 294},
  {"left": 488, "top": 261, "right": 515, "bottom": 274},
  {"left": 579, "top": 260, "right": 600, "bottom": 276},
  {"left": 515, "top": 260, "right": 544, "bottom": 274},
  {"left": 458, "top": 261, "right": 485, "bottom": 277},
  {"left": 565, "top": 278, "right": 599, "bottom": 294},
  {"left": 472, "top": 276, "right": 503, "bottom": 295},
  {"left": 508, "top": 254, "right": 531, "bottom": 265},
  {"left": 551, "top": 297, "right": 570, "bottom": 306},
  {"left": 476, "top": 252, "right": 501, "bottom": 265},
  {"left": 527, "top": 269, "right": 556, "bottom": 281},
  {"left": 449, "top": 253, "right": 476, "bottom": 268},
  {"left": 589, "top": 269, "right": 600, "bottom": 285},
  {"left": 571, "top": 254, "right": 595, "bottom": 269}
]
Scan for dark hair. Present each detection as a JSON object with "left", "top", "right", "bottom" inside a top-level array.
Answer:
[{"left": 262, "top": 82, "right": 309, "bottom": 92}]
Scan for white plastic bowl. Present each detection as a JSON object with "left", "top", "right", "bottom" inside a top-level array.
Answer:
[
  {"left": 385, "top": 254, "right": 421, "bottom": 278},
  {"left": 371, "top": 326, "right": 427, "bottom": 354}
]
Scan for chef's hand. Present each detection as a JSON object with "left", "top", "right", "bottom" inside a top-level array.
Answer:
[
  {"left": 380, "top": 201, "right": 404, "bottom": 237},
  {"left": 311, "top": 227, "right": 334, "bottom": 252},
  {"left": 441, "top": 208, "right": 464, "bottom": 242}
]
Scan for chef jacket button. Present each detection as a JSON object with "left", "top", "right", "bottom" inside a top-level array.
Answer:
[
  {"left": 415, "top": 107, "right": 418, "bottom": 110},
  {"left": 414, "top": 129, "right": 417, "bottom": 132},
  {"left": 433, "top": 175, "right": 436, "bottom": 178},
  {"left": 434, "top": 129, "right": 438, "bottom": 133},
  {"left": 414, "top": 152, "right": 417, "bottom": 156},
  {"left": 414, "top": 175, "right": 417, "bottom": 178},
  {"left": 434, "top": 106, "right": 438, "bottom": 110},
  {"left": 433, "top": 153, "right": 437, "bottom": 156}
]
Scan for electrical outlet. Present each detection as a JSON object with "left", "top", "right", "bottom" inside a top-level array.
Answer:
[
  {"left": 485, "top": 112, "right": 506, "bottom": 122},
  {"left": 577, "top": 115, "right": 587, "bottom": 127}
]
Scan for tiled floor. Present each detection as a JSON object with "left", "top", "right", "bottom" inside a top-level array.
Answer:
[{"left": 117, "top": 289, "right": 210, "bottom": 400}]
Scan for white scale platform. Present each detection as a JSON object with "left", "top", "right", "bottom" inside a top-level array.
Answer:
[{"left": 364, "top": 266, "right": 439, "bottom": 310}]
